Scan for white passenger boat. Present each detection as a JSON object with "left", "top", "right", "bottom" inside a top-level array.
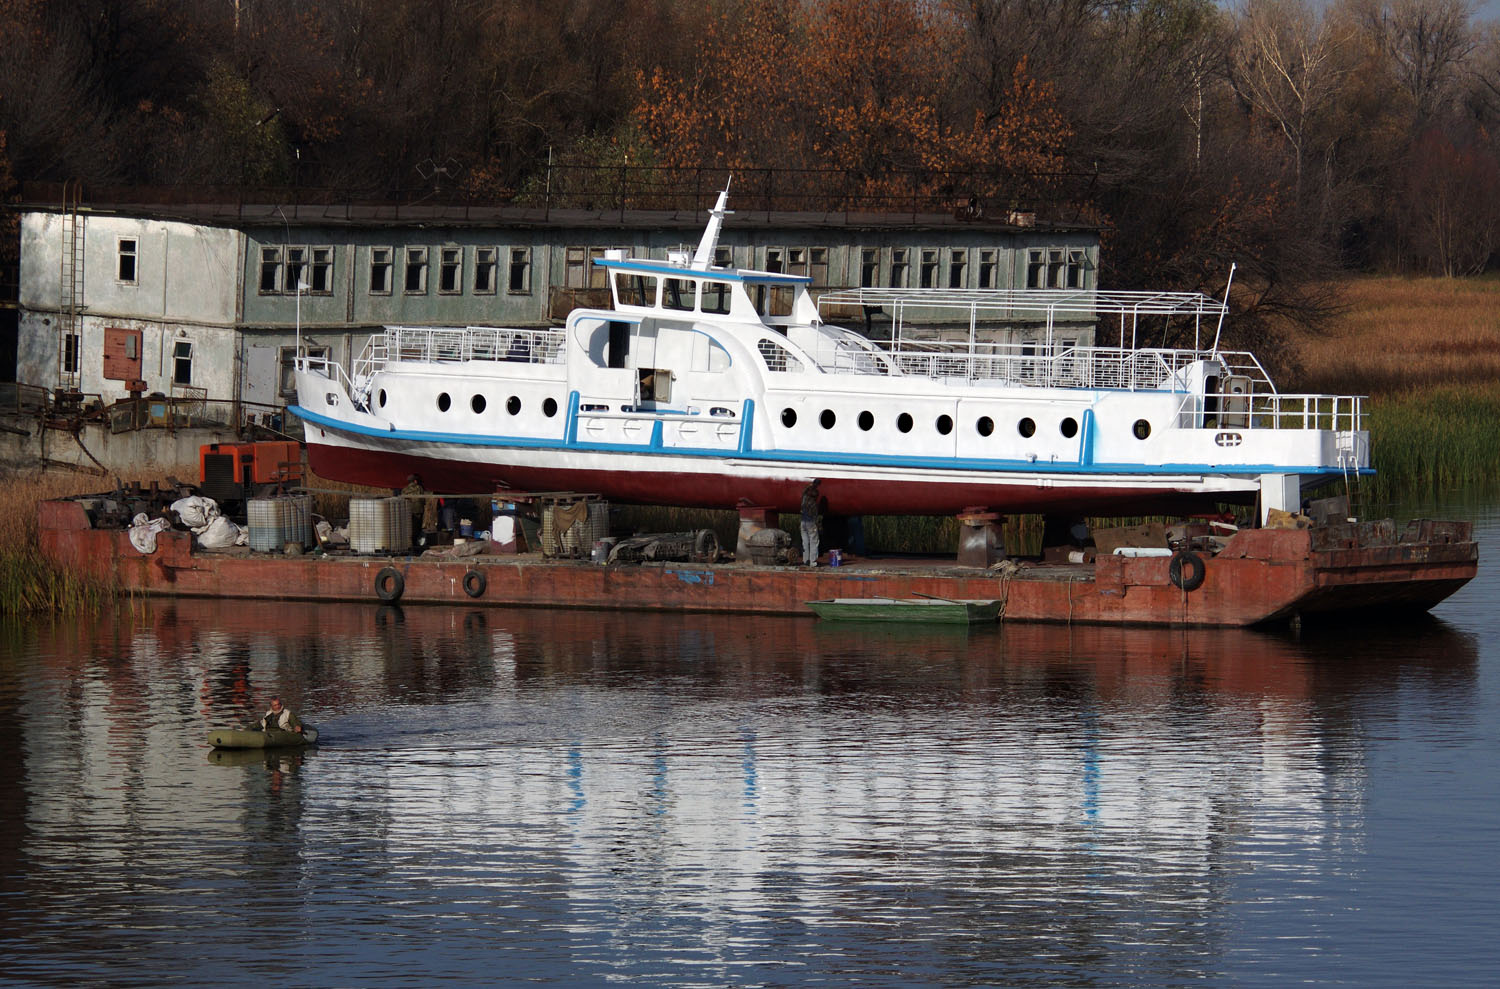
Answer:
[{"left": 291, "top": 189, "right": 1369, "bottom": 519}]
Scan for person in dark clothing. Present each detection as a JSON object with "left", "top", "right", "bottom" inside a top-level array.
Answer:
[{"left": 258, "top": 696, "right": 304, "bottom": 734}]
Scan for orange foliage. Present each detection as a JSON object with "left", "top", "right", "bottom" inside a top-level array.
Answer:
[{"left": 635, "top": 0, "right": 1068, "bottom": 200}]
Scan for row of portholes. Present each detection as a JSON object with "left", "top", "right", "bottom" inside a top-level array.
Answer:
[
  {"left": 781, "top": 407, "right": 1154, "bottom": 441},
  {"left": 376, "top": 388, "right": 559, "bottom": 419}
]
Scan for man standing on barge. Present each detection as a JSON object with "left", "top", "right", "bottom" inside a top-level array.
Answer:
[{"left": 801, "top": 479, "right": 822, "bottom": 567}]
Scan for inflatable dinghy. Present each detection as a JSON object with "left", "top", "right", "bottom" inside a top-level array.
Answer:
[{"left": 207, "top": 726, "right": 319, "bottom": 749}]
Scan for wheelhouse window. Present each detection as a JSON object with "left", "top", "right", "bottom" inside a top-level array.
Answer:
[
  {"left": 475, "top": 247, "right": 497, "bottom": 294},
  {"left": 438, "top": 247, "right": 462, "bottom": 294},
  {"left": 616, "top": 272, "right": 658, "bottom": 307},
  {"left": 310, "top": 247, "right": 333, "bottom": 294},
  {"left": 370, "top": 247, "right": 393, "bottom": 294},
  {"left": 701, "top": 280, "right": 731, "bottom": 315},
  {"left": 117, "top": 238, "right": 138, "bottom": 284},
  {"left": 663, "top": 277, "right": 696, "bottom": 312},
  {"left": 405, "top": 247, "right": 428, "bottom": 294},
  {"left": 508, "top": 247, "right": 531, "bottom": 294},
  {"left": 259, "top": 246, "right": 281, "bottom": 293},
  {"left": 752, "top": 281, "right": 795, "bottom": 319}
]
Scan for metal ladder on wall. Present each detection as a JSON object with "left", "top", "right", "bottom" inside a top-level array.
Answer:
[{"left": 56, "top": 181, "right": 83, "bottom": 391}]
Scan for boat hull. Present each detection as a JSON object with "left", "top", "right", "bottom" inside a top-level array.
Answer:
[
  {"left": 808, "top": 598, "right": 1003, "bottom": 623},
  {"left": 302, "top": 429, "right": 1272, "bottom": 517},
  {"left": 207, "top": 727, "right": 318, "bottom": 749}
]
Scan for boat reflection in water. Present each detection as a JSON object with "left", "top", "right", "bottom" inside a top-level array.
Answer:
[{"left": 2, "top": 598, "right": 1482, "bottom": 984}]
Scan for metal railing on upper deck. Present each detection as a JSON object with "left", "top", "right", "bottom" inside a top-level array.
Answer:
[{"left": 350, "top": 325, "right": 568, "bottom": 381}]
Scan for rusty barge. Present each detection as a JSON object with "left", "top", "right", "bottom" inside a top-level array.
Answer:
[{"left": 37, "top": 496, "right": 1476, "bottom": 628}]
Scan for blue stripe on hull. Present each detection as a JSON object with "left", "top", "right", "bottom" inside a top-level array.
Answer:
[{"left": 290, "top": 404, "right": 1374, "bottom": 479}]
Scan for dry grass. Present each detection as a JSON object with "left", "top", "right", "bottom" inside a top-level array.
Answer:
[{"left": 1287, "top": 275, "right": 1500, "bottom": 396}]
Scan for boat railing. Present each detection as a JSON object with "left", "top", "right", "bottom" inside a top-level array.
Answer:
[
  {"left": 822, "top": 340, "right": 1199, "bottom": 390},
  {"left": 1184, "top": 390, "right": 1364, "bottom": 434},
  {"left": 379, "top": 325, "right": 568, "bottom": 366}
]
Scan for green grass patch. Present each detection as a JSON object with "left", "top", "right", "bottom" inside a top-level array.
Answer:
[
  {"left": 0, "top": 548, "right": 117, "bottom": 617},
  {"left": 1365, "top": 384, "right": 1500, "bottom": 501}
]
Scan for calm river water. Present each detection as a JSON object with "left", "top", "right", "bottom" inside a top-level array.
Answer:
[{"left": 1, "top": 509, "right": 1497, "bottom": 987}]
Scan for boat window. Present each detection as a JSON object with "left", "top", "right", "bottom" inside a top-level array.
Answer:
[
  {"left": 1061, "top": 417, "right": 1079, "bottom": 438},
  {"left": 1134, "top": 419, "right": 1151, "bottom": 440},
  {"left": 663, "top": 277, "right": 695, "bottom": 312},
  {"left": 858, "top": 411, "right": 874, "bottom": 431},
  {"left": 378, "top": 389, "right": 387, "bottom": 408},
  {"left": 701, "top": 281, "right": 731, "bottom": 315},
  {"left": 437, "top": 392, "right": 451, "bottom": 412},
  {"left": 616, "top": 272, "right": 658, "bottom": 307},
  {"left": 758, "top": 339, "right": 803, "bottom": 373},
  {"left": 543, "top": 397, "right": 558, "bottom": 417},
  {"left": 977, "top": 415, "right": 994, "bottom": 436},
  {"left": 936, "top": 414, "right": 953, "bottom": 435},
  {"left": 471, "top": 394, "right": 486, "bottom": 414},
  {"left": 507, "top": 396, "right": 521, "bottom": 415},
  {"left": 897, "top": 412, "right": 912, "bottom": 433},
  {"left": 820, "top": 409, "right": 837, "bottom": 429},
  {"left": 752, "top": 283, "right": 795, "bottom": 319},
  {"left": 1018, "top": 417, "right": 1036, "bottom": 437},
  {"left": 782, "top": 408, "right": 798, "bottom": 427}
]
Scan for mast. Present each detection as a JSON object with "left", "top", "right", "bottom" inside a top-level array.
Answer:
[{"left": 690, "top": 179, "right": 733, "bottom": 270}]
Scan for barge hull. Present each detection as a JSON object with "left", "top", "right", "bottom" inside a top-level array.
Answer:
[{"left": 38, "top": 501, "right": 1477, "bottom": 628}]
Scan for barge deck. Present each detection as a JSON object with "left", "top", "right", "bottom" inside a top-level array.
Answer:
[{"left": 38, "top": 500, "right": 1477, "bottom": 628}]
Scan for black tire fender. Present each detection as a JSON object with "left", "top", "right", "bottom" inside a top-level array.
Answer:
[
  {"left": 694, "top": 528, "right": 719, "bottom": 562},
  {"left": 375, "top": 566, "right": 406, "bottom": 602},
  {"left": 1169, "top": 550, "right": 1206, "bottom": 592},
  {"left": 462, "top": 568, "right": 487, "bottom": 598}
]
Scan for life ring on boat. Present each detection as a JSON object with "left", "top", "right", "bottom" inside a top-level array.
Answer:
[
  {"left": 462, "top": 569, "right": 487, "bottom": 598},
  {"left": 375, "top": 566, "right": 406, "bottom": 602},
  {"left": 693, "top": 529, "right": 719, "bottom": 563},
  {"left": 1169, "top": 550, "right": 1206, "bottom": 592}
]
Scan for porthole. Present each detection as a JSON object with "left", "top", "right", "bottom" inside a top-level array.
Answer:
[
  {"left": 936, "top": 414, "right": 953, "bottom": 436},
  {"left": 820, "top": 409, "right": 837, "bottom": 429},
  {"left": 1133, "top": 419, "right": 1151, "bottom": 440},
  {"left": 1061, "top": 417, "right": 1078, "bottom": 438},
  {"left": 782, "top": 407, "right": 798, "bottom": 428},
  {"left": 543, "top": 397, "right": 558, "bottom": 417},
  {"left": 858, "top": 411, "right": 874, "bottom": 431},
  {"left": 507, "top": 396, "right": 521, "bottom": 416},
  {"left": 976, "top": 416, "right": 994, "bottom": 437},
  {"left": 897, "top": 413, "right": 913, "bottom": 433},
  {"left": 1018, "top": 417, "right": 1036, "bottom": 438},
  {"left": 437, "top": 392, "right": 451, "bottom": 412},
  {"left": 378, "top": 389, "right": 387, "bottom": 408},
  {"left": 471, "top": 394, "right": 487, "bottom": 414}
]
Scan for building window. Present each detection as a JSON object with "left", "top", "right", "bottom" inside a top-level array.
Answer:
[
  {"left": 405, "top": 247, "right": 428, "bottom": 293},
  {"left": 286, "top": 246, "right": 307, "bottom": 293},
  {"left": 765, "top": 247, "right": 784, "bottom": 273},
  {"left": 172, "top": 340, "right": 193, "bottom": 386},
  {"left": 713, "top": 245, "right": 733, "bottom": 268},
  {"left": 1048, "top": 249, "right": 1065, "bottom": 288},
  {"left": 370, "top": 247, "right": 392, "bottom": 294},
  {"left": 475, "top": 247, "right": 497, "bottom": 294},
  {"left": 118, "top": 238, "right": 138, "bottom": 284},
  {"left": 979, "top": 249, "right": 998, "bottom": 289},
  {"left": 787, "top": 247, "right": 808, "bottom": 277},
  {"left": 310, "top": 247, "right": 333, "bottom": 294},
  {"left": 860, "top": 248, "right": 879, "bottom": 288},
  {"left": 919, "top": 248, "right": 939, "bottom": 288},
  {"left": 565, "top": 247, "right": 587, "bottom": 288},
  {"left": 280, "top": 345, "right": 330, "bottom": 397},
  {"left": 1026, "top": 249, "right": 1046, "bottom": 289},
  {"left": 63, "top": 332, "right": 80, "bottom": 374},
  {"left": 589, "top": 248, "right": 610, "bottom": 289},
  {"left": 948, "top": 249, "right": 967, "bottom": 288},
  {"left": 1066, "top": 249, "right": 1087, "bottom": 289},
  {"left": 438, "top": 247, "right": 462, "bottom": 294},
  {"left": 259, "top": 246, "right": 281, "bottom": 294},
  {"left": 890, "top": 248, "right": 909, "bottom": 287},
  {"left": 508, "top": 247, "right": 531, "bottom": 294},
  {"left": 810, "top": 247, "right": 829, "bottom": 286}
]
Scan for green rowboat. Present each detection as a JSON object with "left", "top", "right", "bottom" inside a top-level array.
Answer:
[
  {"left": 207, "top": 726, "right": 319, "bottom": 749},
  {"left": 807, "top": 597, "right": 1002, "bottom": 624}
]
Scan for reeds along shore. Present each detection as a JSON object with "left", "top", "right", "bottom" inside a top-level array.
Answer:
[
  {"left": 0, "top": 470, "right": 127, "bottom": 616},
  {"left": 1288, "top": 275, "right": 1500, "bottom": 502}
]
